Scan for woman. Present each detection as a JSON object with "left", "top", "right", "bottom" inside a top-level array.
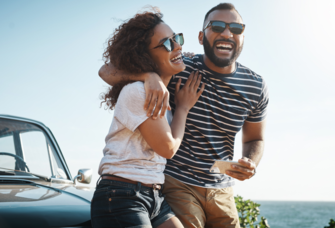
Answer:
[{"left": 91, "top": 9, "right": 205, "bottom": 228}]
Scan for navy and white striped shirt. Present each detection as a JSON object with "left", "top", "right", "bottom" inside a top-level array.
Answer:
[{"left": 165, "top": 54, "right": 269, "bottom": 188}]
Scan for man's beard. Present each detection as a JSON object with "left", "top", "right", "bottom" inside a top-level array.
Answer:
[{"left": 203, "top": 34, "right": 243, "bottom": 68}]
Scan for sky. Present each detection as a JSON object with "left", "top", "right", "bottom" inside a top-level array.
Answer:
[{"left": 1, "top": 0, "right": 335, "bottom": 201}]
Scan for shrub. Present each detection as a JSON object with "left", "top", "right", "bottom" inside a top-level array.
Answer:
[
  {"left": 235, "top": 195, "right": 270, "bottom": 228},
  {"left": 325, "top": 219, "right": 335, "bottom": 228}
]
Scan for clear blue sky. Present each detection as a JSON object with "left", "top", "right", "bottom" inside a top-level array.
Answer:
[{"left": 1, "top": 0, "right": 334, "bottom": 201}]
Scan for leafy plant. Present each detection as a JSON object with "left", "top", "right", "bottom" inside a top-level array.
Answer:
[
  {"left": 235, "top": 195, "right": 270, "bottom": 228},
  {"left": 325, "top": 219, "right": 335, "bottom": 228}
]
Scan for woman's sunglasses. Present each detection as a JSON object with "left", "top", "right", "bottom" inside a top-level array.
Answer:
[
  {"left": 203, "top": 21, "right": 245, "bottom": 35},
  {"left": 153, "top": 33, "right": 184, "bottom": 52}
]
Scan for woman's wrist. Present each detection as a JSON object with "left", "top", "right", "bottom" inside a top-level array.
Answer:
[{"left": 175, "top": 105, "right": 189, "bottom": 114}]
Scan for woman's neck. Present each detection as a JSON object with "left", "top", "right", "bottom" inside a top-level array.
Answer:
[{"left": 161, "top": 75, "right": 172, "bottom": 87}]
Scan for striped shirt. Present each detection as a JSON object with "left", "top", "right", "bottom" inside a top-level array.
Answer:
[{"left": 165, "top": 54, "right": 269, "bottom": 188}]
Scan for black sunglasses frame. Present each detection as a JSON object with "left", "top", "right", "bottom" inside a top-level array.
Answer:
[
  {"left": 153, "top": 33, "right": 184, "bottom": 52},
  {"left": 203, "top": 21, "right": 245, "bottom": 35}
]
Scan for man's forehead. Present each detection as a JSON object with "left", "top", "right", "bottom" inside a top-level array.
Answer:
[{"left": 205, "top": 9, "right": 243, "bottom": 25}]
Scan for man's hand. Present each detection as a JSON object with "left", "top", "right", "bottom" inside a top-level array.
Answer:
[
  {"left": 226, "top": 157, "right": 256, "bottom": 181},
  {"left": 143, "top": 73, "right": 171, "bottom": 119},
  {"left": 183, "top": 52, "right": 195, "bottom": 58}
]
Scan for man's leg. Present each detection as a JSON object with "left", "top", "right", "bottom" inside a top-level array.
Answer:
[
  {"left": 162, "top": 175, "right": 206, "bottom": 228},
  {"left": 205, "top": 187, "right": 240, "bottom": 228}
]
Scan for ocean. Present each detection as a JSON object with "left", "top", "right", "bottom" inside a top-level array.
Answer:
[{"left": 255, "top": 201, "right": 335, "bottom": 228}]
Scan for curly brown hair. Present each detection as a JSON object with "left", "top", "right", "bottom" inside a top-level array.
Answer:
[{"left": 101, "top": 10, "right": 164, "bottom": 110}]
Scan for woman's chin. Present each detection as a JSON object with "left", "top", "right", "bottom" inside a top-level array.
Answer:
[{"left": 172, "top": 62, "right": 186, "bottom": 75}]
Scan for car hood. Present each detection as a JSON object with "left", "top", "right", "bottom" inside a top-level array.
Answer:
[{"left": 0, "top": 179, "right": 94, "bottom": 228}]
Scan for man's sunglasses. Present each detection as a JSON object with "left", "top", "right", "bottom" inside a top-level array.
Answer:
[
  {"left": 153, "top": 33, "right": 184, "bottom": 52},
  {"left": 203, "top": 21, "right": 245, "bottom": 35}
]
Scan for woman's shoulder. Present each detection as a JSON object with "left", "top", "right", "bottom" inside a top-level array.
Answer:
[
  {"left": 118, "top": 81, "right": 145, "bottom": 102},
  {"left": 122, "top": 81, "right": 144, "bottom": 92}
]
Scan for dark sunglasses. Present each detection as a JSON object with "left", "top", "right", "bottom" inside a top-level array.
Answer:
[
  {"left": 153, "top": 33, "right": 184, "bottom": 52},
  {"left": 204, "top": 21, "right": 245, "bottom": 35}
]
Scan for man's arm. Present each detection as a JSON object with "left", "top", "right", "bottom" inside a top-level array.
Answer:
[
  {"left": 226, "top": 120, "right": 266, "bottom": 181},
  {"left": 98, "top": 63, "right": 170, "bottom": 119}
]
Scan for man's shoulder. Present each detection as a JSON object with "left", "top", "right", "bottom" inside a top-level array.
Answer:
[
  {"left": 183, "top": 54, "right": 203, "bottom": 69},
  {"left": 236, "top": 62, "right": 264, "bottom": 83},
  {"left": 175, "top": 54, "right": 204, "bottom": 79}
]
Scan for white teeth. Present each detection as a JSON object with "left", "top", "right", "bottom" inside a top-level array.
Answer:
[
  {"left": 171, "top": 54, "right": 181, "bottom": 61},
  {"left": 216, "top": 44, "right": 233, "bottom": 48}
]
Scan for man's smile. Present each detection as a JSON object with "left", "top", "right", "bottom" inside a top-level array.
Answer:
[{"left": 214, "top": 40, "right": 235, "bottom": 55}]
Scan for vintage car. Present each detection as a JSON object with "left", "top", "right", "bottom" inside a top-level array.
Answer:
[{"left": 0, "top": 114, "right": 94, "bottom": 228}]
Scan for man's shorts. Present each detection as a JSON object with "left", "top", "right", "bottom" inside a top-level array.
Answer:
[{"left": 162, "top": 174, "right": 240, "bottom": 228}]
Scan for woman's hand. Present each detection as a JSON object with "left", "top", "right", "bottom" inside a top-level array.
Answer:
[{"left": 174, "top": 71, "right": 205, "bottom": 112}]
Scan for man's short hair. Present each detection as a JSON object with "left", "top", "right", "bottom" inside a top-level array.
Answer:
[{"left": 203, "top": 3, "right": 242, "bottom": 27}]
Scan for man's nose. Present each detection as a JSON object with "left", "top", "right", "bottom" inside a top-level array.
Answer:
[{"left": 220, "top": 26, "right": 233, "bottom": 39}]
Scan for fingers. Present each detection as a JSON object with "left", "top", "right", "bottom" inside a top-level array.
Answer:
[
  {"left": 189, "top": 71, "right": 199, "bottom": 89},
  {"left": 194, "top": 73, "right": 202, "bottom": 89},
  {"left": 182, "top": 52, "right": 195, "bottom": 58},
  {"left": 227, "top": 159, "right": 255, "bottom": 181},
  {"left": 225, "top": 170, "right": 250, "bottom": 181},
  {"left": 144, "top": 93, "right": 153, "bottom": 111},
  {"left": 151, "top": 91, "right": 165, "bottom": 119},
  {"left": 197, "top": 82, "right": 206, "bottom": 98},
  {"left": 238, "top": 157, "right": 256, "bottom": 169},
  {"left": 184, "top": 71, "right": 194, "bottom": 87},
  {"left": 175, "top": 78, "right": 181, "bottom": 94},
  {"left": 231, "top": 164, "right": 254, "bottom": 175},
  {"left": 160, "top": 93, "right": 170, "bottom": 118},
  {"left": 146, "top": 91, "right": 160, "bottom": 118}
]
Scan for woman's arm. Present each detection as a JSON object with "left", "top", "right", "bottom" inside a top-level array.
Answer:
[
  {"left": 138, "top": 71, "right": 205, "bottom": 159},
  {"left": 99, "top": 63, "right": 170, "bottom": 119}
]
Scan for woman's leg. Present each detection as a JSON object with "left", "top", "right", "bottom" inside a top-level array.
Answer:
[{"left": 91, "top": 180, "right": 152, "bottom": 228}]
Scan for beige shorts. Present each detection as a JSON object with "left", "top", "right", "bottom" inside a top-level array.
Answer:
[{"left": 162, "top": 175, "right": 240, "bottom": 228}]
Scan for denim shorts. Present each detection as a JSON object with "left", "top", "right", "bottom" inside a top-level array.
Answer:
[{"left": 91, "top": 179, "right": 175, "bottom": 228}]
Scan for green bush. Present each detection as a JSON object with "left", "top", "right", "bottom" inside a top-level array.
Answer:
[
  {"left": 235, "top": 195, "right": 270, "bottom": 228},
  {"left": 325, "top": 219, "right": 335, "bottom": 228}
]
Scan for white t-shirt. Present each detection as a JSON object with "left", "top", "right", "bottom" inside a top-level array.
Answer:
[{"left": 98, "top": 81, "right": 170, "bottom": 184}]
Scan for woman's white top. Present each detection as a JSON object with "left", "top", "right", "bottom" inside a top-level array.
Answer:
[{"left": 98, "top": 81, "right": 172, "bottom": 184}]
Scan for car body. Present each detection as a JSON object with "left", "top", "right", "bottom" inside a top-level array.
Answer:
[{"left": 0, "top": 114, "right": 94, "bottom": 228}]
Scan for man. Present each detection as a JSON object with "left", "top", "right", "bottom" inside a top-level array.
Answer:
[{"left": 99, "top": 3, "right": 268, "bottom": 228}]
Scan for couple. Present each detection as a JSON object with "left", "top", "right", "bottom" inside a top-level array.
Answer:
[{"left": 91, "top": 3, "right": 269, "bottom": 228}]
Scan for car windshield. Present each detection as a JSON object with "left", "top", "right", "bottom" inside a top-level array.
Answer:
[{"left": 0, "top": 118, "right": 68, "bottom": 180}]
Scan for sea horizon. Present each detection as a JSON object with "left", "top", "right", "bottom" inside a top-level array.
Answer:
[{"left": 251, "top": 201, "right": 335, "bottom": 228}]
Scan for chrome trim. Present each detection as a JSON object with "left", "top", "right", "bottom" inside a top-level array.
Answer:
[
  {"left": 0, "top": 175, "right": 39, "bottom": 180},
  {"left": 0, "top": 114, "right": 73, "bottom": 180},
  {"left": 50, "top": 177, "right": 74, "bottom": 184},
  {"left": 73, "top": 174, "right": 81, "bottom": 184},
  {"left": 0, "top": 178, "right": 90, "bottom": 203},
  {"left": 47, "top": 143, "right": 55, "bottom": 178}
]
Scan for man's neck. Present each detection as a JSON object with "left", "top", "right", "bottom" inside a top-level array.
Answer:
[{"left": 203, "top": 55, "right": 236, "bottom": 74}]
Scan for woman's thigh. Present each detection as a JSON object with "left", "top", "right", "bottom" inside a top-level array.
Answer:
[{"left": 91, "top": 185, "right": 152, "bottom": 228}]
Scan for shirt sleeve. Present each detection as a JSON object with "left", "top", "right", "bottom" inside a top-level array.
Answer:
[
  {"left": 246, "top": 79, "right": 269, "bottom": 122},
  {"left": 113, "top": 82, "right": 148, "bottom": 132}
]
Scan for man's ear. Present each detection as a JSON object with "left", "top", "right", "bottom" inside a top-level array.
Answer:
[{"left": 198, "top": 31, "right": 204, "bottom": 45}]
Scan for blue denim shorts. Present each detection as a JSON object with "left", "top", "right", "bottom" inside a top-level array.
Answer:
[{"left": 91, "top": 179, "right": 175, "bottom": 228}]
